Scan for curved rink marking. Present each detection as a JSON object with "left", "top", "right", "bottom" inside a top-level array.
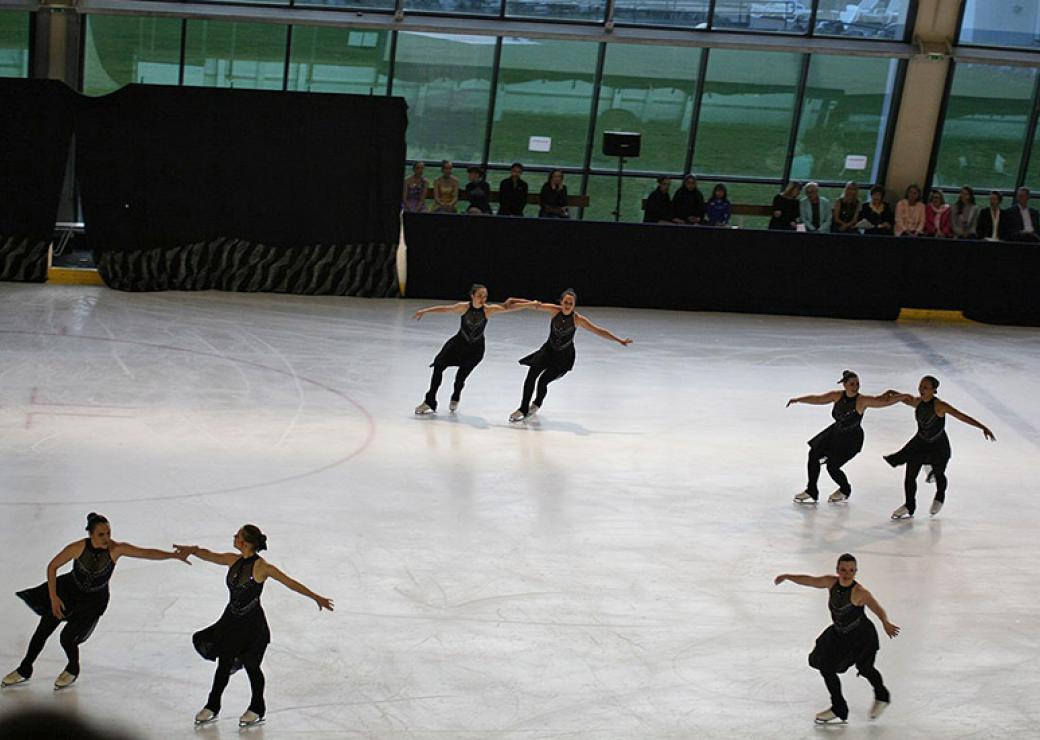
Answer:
[{"left": 0, "top": 329, "right": 375, "bottom": 506}]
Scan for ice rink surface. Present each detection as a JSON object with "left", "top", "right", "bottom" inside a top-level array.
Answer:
[{"left": 0, "top": 283, "right": 1037, "bottom": 739}]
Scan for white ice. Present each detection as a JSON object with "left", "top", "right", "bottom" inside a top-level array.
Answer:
[{"left": 0, "top": 283, "right": 1037, "bottom": 739}]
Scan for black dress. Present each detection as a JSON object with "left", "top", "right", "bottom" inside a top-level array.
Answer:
[
  {"left": 859, "top": 201, "right": 894, "bottom": 235},
  {"left": 884, "top": 399, "right": 951, "bottom": 470},
  {"left": 672, "top": 186, "right": 705, "bottom": 223},
  {"left": 768, "top": 194, "right": 800, "bottom": 230},
  {"left": 519, "top": 312, "right": 576, "bottom": 374},
  {"left": 193, "top": 555, "right": 270, "bottom": 673},
  {"left": 809, "top": 580, "right": 880, "bottom": 673},
  {"left": 430, "top": 303, "right": 487, "bottom": 370},
  {"left": 17, "top": 539, "right": 114, "bottom": 644},
  {"left": 808, "top": 393, "right": 864, "bottom": 466}
]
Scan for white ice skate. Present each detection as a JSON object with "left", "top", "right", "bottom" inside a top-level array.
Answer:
[
  {"left": 828, "top": 489, "right": 849, "bottom": 503},
  {"left": 239, "top": 710, "right": 265, "bottom": 727},
  {"left": 814, "top": 709, "right": 847, "bottom": 724},
  {"left": 930, "top": 499, "right": 943, "bottom": 516},
  {"left": 509, "top": 409, "right": 526, "bottom": 422},
  {"left": 890, "top": 505, "right": 912, "bottom": 520},
  {"left": 793, "top": 490, "right": 817, "bottom": 504},
  {"left": 414, "top": 402, "right": 434, "bottom": 415},
  {"left": 869, "top": 699, "right": 889, "bottom": 719},
  {"left": 194, "top": 708, "right": 218, "bottom": 725},
  {"left": 1, "top": 670, "right": 27, "bottom": 688},
  {"left": 53, "top": 671, "right": 77, "bottom": 690},
  {"left": 526, "top": 404, "right": 540, "bottom": 419},
  {"left": 449, "top": 399, "right": 459, "bottom": 413}
]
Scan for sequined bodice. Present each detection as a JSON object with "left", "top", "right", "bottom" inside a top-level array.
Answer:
[
  {"left": 832, "top": 393, "right": 863, "bottom": 432},
  {"left": 226, "top": 555, "right": 264, "bottom": 617},
  {"left": 916, "top": 399, "right": 946, "bottom": 442},
  {"left": 548, "top": 312, "right": 576, "bottom": 351},
  {"left": 458, "top": 304, "right": 487, "bottom": 343},
  {"left": 828, "top": 581, "right": 864, "bottom": 633},
  {"left": 72, "top": 539, "right": 115, "bottom": 593}
]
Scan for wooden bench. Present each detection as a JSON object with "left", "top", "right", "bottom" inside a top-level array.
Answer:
[
  {"left": 424, "top": 187, "right": 589, "bottom": 208},
  {"left": 640, "top": 201, "right": 773, "bottom": 217}
]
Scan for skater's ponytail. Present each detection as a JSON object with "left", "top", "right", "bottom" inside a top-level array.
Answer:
[
  {"left": 922, "top": 375, "right": 939, "bottom": 390},
  {"left": 241, "top": 524, "right": 267, "bottom": 552},
  {"left": 837, "top": 369, "right": 858, "bottom": 385},
  {"left": 85, "top": 512, "right": 109, "bottom": 533}
]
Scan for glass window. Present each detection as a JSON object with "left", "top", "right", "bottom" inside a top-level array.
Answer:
[
  {"left": 295, "top": 0, "right": 396, "bottom": 9},
  {"left": 933, "top": 63, "right": 1037, "bottom": 191},
  {"left": 712, "top": 0, "right": 810, "bottom": 34},
  {"left": 813, "top": 0, "right": 909, "bottom": 40},
  {"left": 725, "top": 182, "right": 784, "bottom": 230},
  {"left": 404, "top": 0, "right": 500, "bottom": 15},
  {"left": 393, "top": 32, "right": 494, "bottom": 163},
  {"left": 489, "top": 38, "right": 598, "bottom": 168},
  {"left": 693, "top": 49, "right": 802, "bottom": 179},
  {"left": 505, "top": 0, "right": 607, "bottom": 22},
  {"left": 960, "top": 0, "right": 1040, "bottom": 48},
  {"left": 790, "top": 55, "right": 900, "bottom": 183},
  {"left": 183, "top": 20, "right": 288, "bottom": 90},
  {"left": 0, "top": 10, "right": 30, "bottom": 79},
  {"left": 287, "top": 27, "right": 390, "bottom": 95},
  {"left": 82, "top": 15, "right": 182, "bottom": 96},
  {"left": 584, "top": 174, "right": 666, "bottom": 223},
  {"left": 591, "top": 44, "right": 701, "bottom": 173},
  {"left": 612, "top": 0, "right": 710, "bottom": 28},
  {"left": 1025, "top": 123, "right": 1040, "bottom": 193}
]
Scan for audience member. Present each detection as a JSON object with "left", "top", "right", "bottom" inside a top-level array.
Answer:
[
  {"left": 831, "top": 181, "right": 861, "bottom": 233},
  {"left": 643, "top": 177, "right": 675, "bottom": 223},
  {"left": 402, "top": 161, "right": 428, "bottom": 213},
  {"left": 859, "top": 185, "right": 894, "bottom": 235},
  {"left": 463, "top": 167, "right": 492, "bottom": 214},
  {"left": 950, "top": 186, "right": 978, "bottom": 239},
  {"left": 705, "top": 183, "right": 731, "bottom": 226},
  {"left": 539, "top": 170, "right": 570, "bottom": 218},
  {"left": 432, "top": 160, "right": 460, "bottom": 214},
  {"left": 769, "top": 182, "right": 802, "bottom": 230},
  {"left": 672, "top": 174, "right": 706, "bottom": 225},
  {"left": 923, "top": 189, "right": 953, "bottom": 238},
  {"left": 498, "top": 162, "right": 528, "bottom": 216},
  {"left": 895, "top": 184, "right": 925, "bottom": 236},
  {"left": 799, "top": 182, "right": 831, "bottom": 232},
  {"left": 976, "top": 190, "right": 1006, "bottom": 241},
  {"left": 1006, "top": 186, "right": 1040, "bottom": 242}
]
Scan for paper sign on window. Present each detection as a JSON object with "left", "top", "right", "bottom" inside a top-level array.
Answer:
[
  {"left": 844, "top": 155, "right": 868, "bottom": 171},
  {"left": 528, "top": 136, "right": 552, "bottom": 153}
]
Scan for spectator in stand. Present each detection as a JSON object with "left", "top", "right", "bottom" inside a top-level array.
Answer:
[
  {"left": 672, "top": 174, "right": 706, "bottom": 225},
  {"left": 859, "top": 185, "right": 894, "bottom": 235},
  {"left": 799, "top": 182, "right": 832, "bottom": 232},
  {"left": 539, "top": 170, "right": 570, "bottom": 219},
  {"left": 950, "top": 186, "right": 978, "bottom": 239},
  {"left": 832, "top": 181, "right": 861, "bottom": 233},
  {"left": 643, "top": 177, "right": 675, "bottom": 223},
  {"left": 1006, "top": 186, "right": 1040, "bottom": 242},
  {"left": 894, "top": 184, "right": 925, "bottom": 236},
  {"left": 705, "top": 183, "right": 731, "bottom": 226},
  {"left": 402, "top": 162, "right": 428, "bottom": 214},
  {"left": 769, "top": 182, "right": 802, "bottom": 230},
  {"left": 463, "top": 167, "right": 492, "bottom": 214},
  {"left": 975, "top": 191, "right": 1006, "bottom": 241},
  {"left": 923, "top": 189, "right": 954, "bottom": 238},
  {"left": 498, "top": 162, "right": 528, "bottom": 217},
  {"left": 432, "top": 160, "right": 460, "bottom": 214}
]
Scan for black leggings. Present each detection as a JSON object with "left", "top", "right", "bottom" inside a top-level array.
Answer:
[
  {"left": 206, "top": 655, "right": 266, "bottom": 716},
  {"left": 520, "top": 366, "right": 568, "bottom": 415},
  {"left": 424, "top": 361, "right": 479, "bottom": 410},
  {"left": 904, "top": 460, "right": 948, "bottom": 515},
  {"left": 820, "top": 655, "right": 889, "bottom": 719},
  {"left": 17, "top": 614, "right": 85, "bottom": 677},
  {"left": 806, "top": 451, "right": 852, "bottom": 499}
]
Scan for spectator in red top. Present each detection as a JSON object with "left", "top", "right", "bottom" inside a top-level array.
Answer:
[{"left": 923, "top": 190, "right": 953, "bottom": 238}]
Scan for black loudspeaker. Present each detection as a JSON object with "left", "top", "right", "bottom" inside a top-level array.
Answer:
[{"left": 602, "top": 131, "right": 641, "bottom": 158}]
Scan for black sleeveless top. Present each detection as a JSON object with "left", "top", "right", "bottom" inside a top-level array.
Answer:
[
  {"left": 828, "top": 580, "right": 865, "bottom": 634},
  {"left": 458, "top": 303, "right": 487, "bottom": 343},
  {"left": 226, "top": 555, "right": 264, "bottom": 617},
  {"left": 71, "top": 540, "right": 115, "bottom": 593},
  {"left": 832, "top": 393, "right": 863, "bottom": 432},
  {"left": 915, "top": 399, "right": 946, "bottom": 442},
  {"left": 548, "top": 312, "right": 576, "bottom": 351}
]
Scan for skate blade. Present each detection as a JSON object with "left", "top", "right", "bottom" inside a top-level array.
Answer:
[
  {"left": 793, "top": 499, "right": 818, "bottom": 505},
  {"left": 814, "top": 718, "right": 847, "bottom": 725},
  {"left": 239, "top": 718, "right": 266, "bottom": 728},
  {"left": 1, "top": 679, "right": 28, "bottom": 688},
  {"left": 194, "top": 717, "right": 219, "bottom": 726}
]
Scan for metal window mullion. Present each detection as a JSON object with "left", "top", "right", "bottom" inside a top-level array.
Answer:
[
  {"left": 1014, "top": 71, "right": 1040, "bottom": 189},
  {"left": 781, "top": 52, "right": 812, "bottom": 185},
  {"left": 481, "top": 36, "right": 503, "bottom": 170},
  {"left": 578, "top": 41, "right": 608, "bottom": 220},
  {"left": 706, "top": 0, "right": 718, "bottom": 31},
  {"left": 951, "top": 0, "right": 967, "bottom": 46},
  {"left": 386, "top": 29, "right": 398, "bottom": 96},
  {"left": 178, "top": 17, "right": 187, "bottom": 85},
  {"left": 604, "top": 0, "right": 616, "bottom": 27},
  {"left": 806, "top": 0, "right": 819, "bottom": 38},
  {"left": 282, "top": 23, "right": 292, "bottom": 91},
  {"left": 683, "top": 46, "right": 710, "bottom": 176}
]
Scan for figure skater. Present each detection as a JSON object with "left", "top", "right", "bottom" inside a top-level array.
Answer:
[
  {"left": 175, "top": 525, "right": 332, "bottom": 728},
  {"left": 775, "top": 553, "right": 899, "bottom": 724},
  {"left": 883, "top": 375, "right": 995, "bottom": 519},
  {"left": 505, "top": 289, "right": 632, "bottom": 422},
  {"left": 788, "top": 370, "right": 902, "bottom": 504},
  {"left": 2, "top": 512, "right": 189, "bottom": 690},
  {"left": 413, "top": 284, "right": 520, "bottom": 415}
]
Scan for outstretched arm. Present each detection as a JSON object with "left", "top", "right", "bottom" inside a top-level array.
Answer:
[
  {"left": 856, "top": 586, "right": 900, "bottom": 638},
  {"left": 504, "top": 298, "right": 561, "bottom": 314},
  {"left": 111, "top": 541, "right": 190, "bottom": 564},
  {"left": 413, "top": 302, "right": 468, "bottom": 320},
  {"left": 172, "top": 544, "right": 238, "bottom": 567},
  {"left": 574, "top": 314, "right": 632, "bottom": 346},
  {"left": 859, "top": 391, "right": 906, "bottom": 410},
  {"left": 774, "top": 573, "right": 837, "bottom": 588},
  {"left": 256, "top": 561, "right": 334, "bottom": 611},
  {"left": 939, "top": 401, "right": 995, "bottom": 440},
  {"left": 786, "top": 391, "right": 840, "bottom": 407},
  {"left": 484, "top": 303, "right": 525, "bottom": 316}
]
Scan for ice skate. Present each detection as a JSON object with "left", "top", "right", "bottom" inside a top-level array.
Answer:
[
  {"left": 53, "top": 671, "right": 77, "bottom": 690},
  {"left": 1, "top": 670, "right": 27, "bottom": 688},
  {"left": 814, "top": 709, "right": 847, "bottom": 724},
  {"left": 793, "top": 490, "right": 817, "bottom": 504},
  {"left": 509, "top": 409, "right": 526, "bottom": 422},
  {"left": 869, "top": 699, "right": 889, "bottom": 719},
  {"left": 930, "top": 498, "right": 944, "bottom": 516},
  {"left": 890, "top": 505, "right": 912, "bottom": 520},
  {"left": 449, "top": 399, "right": 459, "bottom": 413},
  {"left": 194, "top": 708, "right": 218, "bottom": 725},
  {"left": 414, "top": 402, "right": 434, "bottom": 415},
  {"left": 526, "top": 404, "right": 540, "bottom": 419},
  {"left": 828, "top": 489, "right": 849, "bottom": 503},
  {"left": 239, "top": 710, "right": 265, "bottom": 727}
]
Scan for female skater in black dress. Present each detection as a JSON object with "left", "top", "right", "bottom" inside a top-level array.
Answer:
[
  {"left": 775, "top": 553, "right": 899, "bottom": 724},
  {"left": 413, "top": 284, "right": 520, "bottom": 415},
  {"left": 505, "top": 290, "right": 632, "bottom": 422},
  {"left": 175, "top": 525, "right": 333, "bottom": 728},
  {"left": 788, "top": 370, "right": 902, "bottom": 504},
  {"left": 2, "top": 512, "right": 188, "bottom": 690},
  {"left": 884, "top": 375, "right": 994, "bottom": 519}
]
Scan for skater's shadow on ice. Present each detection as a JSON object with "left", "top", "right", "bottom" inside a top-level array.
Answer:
[
  {"left": 496, "top": 417, "right": 594, "bottom": 436},
  {"left": 411, "top": 412, "right": 491, "bottom": 430}
]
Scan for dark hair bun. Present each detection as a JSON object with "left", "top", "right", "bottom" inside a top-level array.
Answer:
[
  {"left": 257, "top": 533, "right": 268, "bottom": 552},
  {"left": 85, "top": 512, "right": 109, "bottom": 532}
]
